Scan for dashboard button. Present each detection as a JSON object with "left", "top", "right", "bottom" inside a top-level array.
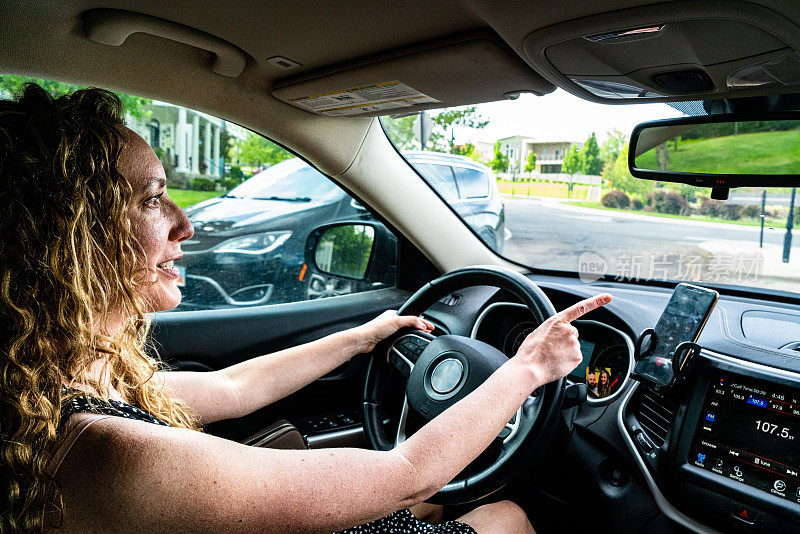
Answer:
[
  {"left": 634, "top": 430, "right": 654, "bottom": 453},
  {"left": 729, "top": 500, "right": 761, "bottom": 525}
]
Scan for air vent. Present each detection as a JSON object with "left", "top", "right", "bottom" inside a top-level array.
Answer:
[
  {"left": 632, "top": 385, "right": 679, "bottom": 447},
  {"left": 438, "top": 294, "right": 461, "bottom": 307}
]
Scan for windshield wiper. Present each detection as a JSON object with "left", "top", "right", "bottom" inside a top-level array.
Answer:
[
  {"left": 222, "top": 193, "right": 239, "bottom": 198},
  {"left": 253, "top": 196, "right": 312, "bottom": 202}
]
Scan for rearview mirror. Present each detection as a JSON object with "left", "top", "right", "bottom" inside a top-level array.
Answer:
[{"left": 629, "top": 114, "right": 800, "bottom": 198}]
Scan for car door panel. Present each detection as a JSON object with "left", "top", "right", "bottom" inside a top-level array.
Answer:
[{"left": 151, "top": 287, "right": 410, "bottom": 442}]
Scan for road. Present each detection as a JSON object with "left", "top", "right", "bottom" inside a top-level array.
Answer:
[{"left": 502, "top": 197, "right": 800, "bottom": 292}]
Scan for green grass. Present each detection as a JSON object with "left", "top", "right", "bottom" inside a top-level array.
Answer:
[
  {"left": 497, "top": 180, "right": 590, "bottom": 199},
  {"left": 570, "top": 201, "right": 784, "bottom": 227},
  {"left": 167, "top": 188, "right": 221, "bottom": 209},
  {"left": 635, "top": 129, "right": 800, "bottom": 174}
]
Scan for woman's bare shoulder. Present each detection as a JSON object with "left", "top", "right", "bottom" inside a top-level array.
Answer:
[{"left": 49, "top": 416, "right": 414, "bottom": 533}]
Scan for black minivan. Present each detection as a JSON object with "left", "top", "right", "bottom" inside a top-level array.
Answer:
[{"left": 176, "top": 152, "right": 504, "bottom": 310}]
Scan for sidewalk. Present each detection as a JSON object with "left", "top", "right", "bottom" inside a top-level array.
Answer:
[
  {"left": 503, "top": 194, "right": 797, "bottom": 234},
  {"left": 699, "top": 240, "right": 799, "bottom": 281}
]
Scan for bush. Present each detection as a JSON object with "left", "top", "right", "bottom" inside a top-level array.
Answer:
[
  {"left": 192, "top": 177, "right": 216, "bottom": 191},
  {"left": 721, "top": 204, "right": 742, "bottom": 220},
  {"left": 698, "top": 197, "right": 724, "bottom": 218},
  {"left": 222, "top": 178, "right": 239, "bottom": 191},
  {"left": 601, "top": 190, "right": 630, "bottom": 209},
  {"left": 647, "top": 190, "right": 690, "bottom": 215},
  {"left": 229, "top": 165, "right": 244, "bottom": 183},
  {"left": 740, "top": 205, "right": 760, "bottom": 219},
  {"left": 632, "top": 198, "right": 644, "bottom": 210}
]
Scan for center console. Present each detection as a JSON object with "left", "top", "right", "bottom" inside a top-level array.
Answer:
[{"left": 621, "top": 351, "right": 800, "bottom": 533}]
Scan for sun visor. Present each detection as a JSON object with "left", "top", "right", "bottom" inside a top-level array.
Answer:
[
  {"left": 271, "top": 33, "right": 555, "bottom": 117},
  {"left": 522, "top": 1, "right": 800, "bottom": 104}
]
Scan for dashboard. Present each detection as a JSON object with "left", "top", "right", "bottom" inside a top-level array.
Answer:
[
  {"left": 471, "top": 302, "right": 634, "bottom": 404},
  {"left": 421, "top": 278, "right": 800, "bottom": 534}
]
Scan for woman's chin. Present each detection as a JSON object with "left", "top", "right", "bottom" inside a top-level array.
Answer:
[{"left": 144, "top": 284, "right": 182, "bottom": 313}]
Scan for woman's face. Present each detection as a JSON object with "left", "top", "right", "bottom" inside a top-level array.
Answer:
[
  {"left": 600, "top": 372, "right": 609, "bottom": 385},
  {"left": 120, "top": 128, "right": 193, "bottom": 312}
]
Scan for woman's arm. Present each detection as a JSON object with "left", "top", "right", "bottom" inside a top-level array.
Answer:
[
  {"left": 155, "top": 311, "right": 433, "bottom": 424},
  {"left": 55, "top": 295, "right": 609, "bottom": 534}
]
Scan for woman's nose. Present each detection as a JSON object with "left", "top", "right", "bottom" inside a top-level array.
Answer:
[{"left": 169, "top": 203, "right": 194, "bottom": 242}]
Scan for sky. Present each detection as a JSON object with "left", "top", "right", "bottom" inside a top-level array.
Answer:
[{"left": 450, "top": 89, "right": 684, "bottom": 146}]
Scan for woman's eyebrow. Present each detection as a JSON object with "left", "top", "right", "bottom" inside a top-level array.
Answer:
[{"left": 147, "top": 177, "right": 167, "bottom": 189}]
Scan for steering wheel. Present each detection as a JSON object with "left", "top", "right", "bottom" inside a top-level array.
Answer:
[{"left": 362, "top": 265, "right": 564, "bottom": 505}]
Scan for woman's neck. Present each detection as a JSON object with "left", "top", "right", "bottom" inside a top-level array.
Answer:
[{"left": 65, "top": 358, "right": 125, "bottom": 402}]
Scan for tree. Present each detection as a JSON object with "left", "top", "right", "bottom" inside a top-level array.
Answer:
[
  {"left": 381, "top": 114, "right": 417, "bottom": 150},
  {"left": 600, "top": 129, "right": 626, "bottom": 163},
  {"left": 562, "top": 144, "right": 584, "bottom": 198},
  {"left": 234, "top": 134, "right": 293, "bottom": 167},
  {"left": 430, "top": 107, "right": 489, "bottom": 152},
  {"left": 382, "top": 106, "right": 489, "bottom": 152},
  {"left": 524, "top": 150, "right": 537, "bottom": 173},
  {"left": 491, "top": 141, "right": 509, "bottom": 173},
  {"left": 562, "top": 144, "right": 584, "bottom": 176},
  {"left": 0, "top": 75, "right": 152, "bottom": 120},
  {"left": 582, "top": 133, "right": 603, "bottom": 175},
  {"left": 602, "top": 143, "right": 654, "bottom": 197}
]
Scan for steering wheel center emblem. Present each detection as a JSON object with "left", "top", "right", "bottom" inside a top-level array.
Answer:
[{"left": 430, "top": 358, "right": 464, "bottom": 394}]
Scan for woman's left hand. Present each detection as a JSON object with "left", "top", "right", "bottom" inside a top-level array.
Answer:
[{"left": 353, "top": 310, "right": 435, "bottom": 353}]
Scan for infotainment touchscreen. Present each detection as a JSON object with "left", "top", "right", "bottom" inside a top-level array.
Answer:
[{"left": 689, "top": 371, "right": 800, "bottom": 505}]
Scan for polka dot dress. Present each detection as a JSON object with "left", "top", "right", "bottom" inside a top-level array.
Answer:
[
  {"left": 334, "top": 508, "right": 476, "bottom": 533},
  {"left": 60, "top": 389, "right": 169, "bottom": 428},
  {"left": 59, "top": 390, "right": 475, "bottom": 533}
]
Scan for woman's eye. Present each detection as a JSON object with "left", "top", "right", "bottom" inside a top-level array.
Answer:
[{"left": 145, "top": 192, "right": 163, "bottom": 208}]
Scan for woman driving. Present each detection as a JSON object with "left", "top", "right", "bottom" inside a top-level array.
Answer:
[{"left": 0, "top": 85, "right": 611, "bottom": 534}]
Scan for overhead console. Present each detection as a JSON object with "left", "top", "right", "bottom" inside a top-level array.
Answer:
[
  {"left": 271, "top": 32, "right": 555, "bottom": 117},
  {"left": 522, "top": 1, "right": 800, "bottom": 104}
]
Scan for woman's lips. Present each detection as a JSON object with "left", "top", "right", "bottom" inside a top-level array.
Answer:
[{"left": 156, "top": 259, "right": 180, "bottom": 279}]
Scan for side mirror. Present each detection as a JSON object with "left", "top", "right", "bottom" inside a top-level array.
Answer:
[{"left": 305, "top": 222, "right": 396, "bottom": 283}]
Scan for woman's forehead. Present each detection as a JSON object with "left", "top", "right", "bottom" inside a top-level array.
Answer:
[{"left": 119, "top": 127, "right": 165, "bottom": 187}]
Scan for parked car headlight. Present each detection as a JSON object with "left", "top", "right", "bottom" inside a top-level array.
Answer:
[{"left": 214, "top": 231, "right": 292, "bottom": 255}]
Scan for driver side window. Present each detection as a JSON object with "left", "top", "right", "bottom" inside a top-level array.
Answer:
[
  {"left": 0, "top": 76, "right": 398, "bottom": 312},
  {"left": 140, "top": 108, "right": 398, "bottom": 311}
]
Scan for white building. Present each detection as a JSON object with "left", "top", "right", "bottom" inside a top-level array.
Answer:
[
  {"left": 128, "top": 101, "right": 230, "bottom": 180},
  {"left": 497, "top": 135, "right": 582, "bottom": 174}
]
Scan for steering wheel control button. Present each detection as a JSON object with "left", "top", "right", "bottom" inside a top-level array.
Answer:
[{"left": 430, "top": 358, "right": 464, "bottom": 394}]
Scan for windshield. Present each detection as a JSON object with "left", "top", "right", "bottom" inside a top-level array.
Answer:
[
  {"left": 382, "top": 90, "right": 800, "bottom": 295},
  {"left": 227, "top": 159, "right": 342, "bottom": 202}
]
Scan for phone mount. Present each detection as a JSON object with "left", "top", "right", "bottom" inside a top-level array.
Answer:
[{"left": 632, "top": 328, "right": 702, "bottom": 387}]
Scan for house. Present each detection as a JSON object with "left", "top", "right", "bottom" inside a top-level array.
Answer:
[
  {"left": 128, "top": 101, "right": 244, "bottom": 187},
  {"left": 496, "top": 135, "right": 582, "bottom": 174},
  {"left": 475, "top": 141, "right": 495, "bottom": 162}
]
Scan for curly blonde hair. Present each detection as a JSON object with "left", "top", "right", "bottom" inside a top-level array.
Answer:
[{"left": 0, "top": 84, "right": 199, "bottom": 533}]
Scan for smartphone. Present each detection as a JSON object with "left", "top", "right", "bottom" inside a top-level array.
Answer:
[{"left": 635, "top": 283, "right": 719, "bottom": 386}]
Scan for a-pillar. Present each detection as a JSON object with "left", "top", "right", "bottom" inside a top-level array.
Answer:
[
  {"left": 191, "top": 113, "right": 200, "bottom": 174},
  {"left": 204, "top": 121, "right": 212, "bottom": 175},
  {"left": 176, "top": 107, "right": 188, "bottom": 172},
  {"left": 212, "top": 125, "right": 221, "bottom": 177}
]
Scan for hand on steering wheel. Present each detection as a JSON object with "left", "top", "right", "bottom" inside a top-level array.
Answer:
[
  {"left": 362, "top": 265, "right": 612, "bottom": 504},
  {"left": 354, "top": 310, "right": 435, "bottom": 353}
]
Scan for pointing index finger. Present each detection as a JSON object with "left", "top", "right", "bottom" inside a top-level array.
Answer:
[{"left": 558, "top": 293, "right": 612, "bottom": 322}]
